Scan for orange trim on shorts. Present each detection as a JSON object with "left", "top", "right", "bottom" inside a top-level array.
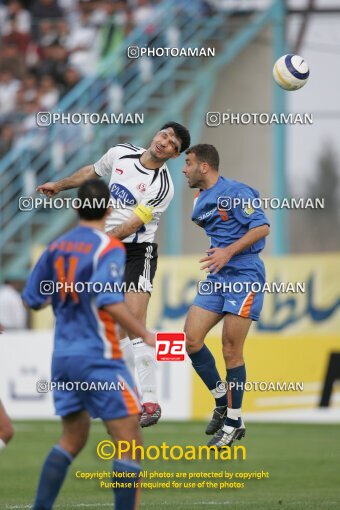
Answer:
[
  {"left": 98, "top": 309, "right": 121, "bottom": 359},
  {"left": 239, "top": 292, "right": 255, "bottom": 318},
  {"left": 121, "top": 385, "right": 140, "bottom": 416}
]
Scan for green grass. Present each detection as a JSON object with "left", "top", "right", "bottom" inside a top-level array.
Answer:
[{"left": 1, "top": 421, "right": 339, "bottom": 510}]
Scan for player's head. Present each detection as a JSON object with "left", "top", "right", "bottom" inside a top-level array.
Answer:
[
  {"left": 77, "top": 179, "right": 111, "bottom": 221},
  {"left": 183, "top": 144, "right": 219, "bottom": 188},
  {"left": 149, "top": 121, "right": 191, "bottom": 162}
]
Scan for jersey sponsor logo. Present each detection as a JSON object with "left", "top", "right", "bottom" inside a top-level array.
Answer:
[
  {"left": 137, "top": 183, "right": 146, "bottom": 192},
  {"left": 194, "top": 207, "right": 217, "bottom": 224},
  {"left": 110, "top": 183, "right": 137, "bottom": 206},
  {"left": 156, "top": 332, "right": 186, "bottom": 361},
  {"left": 115, "top": 168, "right": 124, "bottom": 175}
]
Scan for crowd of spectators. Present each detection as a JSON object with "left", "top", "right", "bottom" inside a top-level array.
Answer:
[
  {"left": 0, "top": 0, "right": 213, "bottom": 158},
  {"left": 0, "top": 0, "right": 158, "bottom": 154}
]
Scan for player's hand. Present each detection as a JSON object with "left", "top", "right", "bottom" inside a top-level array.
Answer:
[
  {"left": 143, "top": 331, "right": 156, "bottom": 348},
  {"left": 199, "top": 247, "right": 234, "bottom": 275},
  {"left": 36, "top": 182, "right": 60, "bottom": 197},
  {"left": 0, "top": 323, "right": 4, "bottom": 334}
]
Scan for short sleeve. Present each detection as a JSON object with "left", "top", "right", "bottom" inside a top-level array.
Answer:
[
  {"left": 231, "top": 186, "right": 270, "bottom": 229},
  {"left": 22, "top": 249, "right": 52, "bottom": 309},
  {"left": 91, "top": 244, "right": 126, "bottom": 308},
  {"left": 93, "top": 147, "right": 120, "bottom": 177}
]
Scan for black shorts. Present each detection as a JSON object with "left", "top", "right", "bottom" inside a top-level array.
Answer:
[{"left": 123, "top": 242, "right": 158, "bottom": 294}]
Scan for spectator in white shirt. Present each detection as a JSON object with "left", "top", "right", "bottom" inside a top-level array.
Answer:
[
  {"left": 38, "top": 74, "right": 60, "bottom": 109},
  {"left": 0, "top": 69, "right": 21, "bottom": 116},
  {"left": 2, "top": 0, "right": 31, "bottom": 36},
  {"left": 0, "top": 280, "right": 27, "bottom": 330}
]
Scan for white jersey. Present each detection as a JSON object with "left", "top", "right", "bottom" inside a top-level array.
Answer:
[{"left": 94, "top": 143, "right": 174, "bottom": 243}]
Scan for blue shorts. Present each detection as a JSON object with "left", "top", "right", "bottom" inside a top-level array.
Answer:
[
  {"left": 193, "top": 254, "right": 266, "bottom": 321},
  {"left": 51, "top": 355, "right": 141, "bottom": 420}
]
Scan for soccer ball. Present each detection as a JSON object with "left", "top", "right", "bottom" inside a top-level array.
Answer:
[{"left": 273, "top": 54, "right": 309, "bottom": 91}]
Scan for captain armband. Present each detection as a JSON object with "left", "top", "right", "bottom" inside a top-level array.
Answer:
[{"left": 133, "top": 204, "right": 154, "bottom": 224}]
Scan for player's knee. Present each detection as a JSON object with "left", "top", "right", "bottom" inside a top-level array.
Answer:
[
  {"left": 222, "top": 342, "right": 243, "bottom": 367},
  {"left": 131, "top": 426, "right": 142, "bottom": 449},
  {"left": 110, "top": 416, "right": 142, "bottom": 447},
  {"left": 60, "top": 430, "right": 88, "bottom": 457},
  {"left": 123, "top": 428, "right": 143, "bottom": 462},
  {"left": 185, "top": 331, "right": 203, "bottom": 354},
  {"left": 60, "top": 439, "right": 86, "bottom": 457}
]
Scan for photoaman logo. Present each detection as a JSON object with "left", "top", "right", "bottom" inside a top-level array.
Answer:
[{"left": 156, "top": 332, "right": 186, "bottom": 362}]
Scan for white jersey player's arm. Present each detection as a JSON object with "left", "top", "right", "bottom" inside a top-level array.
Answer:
[
  {"left": 107, "top": 209, "right": 145, "bottom": 240},
  {"left": 37, "top": 164, "right": 98, "bottom": 197},
  {"left": 37, "top": 146, "right": 120, "bottom": 197}
]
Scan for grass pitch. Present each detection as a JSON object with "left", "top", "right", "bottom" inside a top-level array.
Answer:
[{"left": 0, "top": 421, "right": 339, "bottom": 510}]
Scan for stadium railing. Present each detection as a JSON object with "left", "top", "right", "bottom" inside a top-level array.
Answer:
[{"left": 0, "top": 0, "right": 277, "bottom": 279}]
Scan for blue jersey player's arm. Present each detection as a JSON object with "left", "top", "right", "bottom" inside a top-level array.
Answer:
[
  {"left": 92, "top": 242, "right": 155, "bottom": 346},
  {"left": 22, "top": 249, "right": 53, "bottom": 310},
  {"left": 201, "top": 186, "right": 270, "bottom": 274}
]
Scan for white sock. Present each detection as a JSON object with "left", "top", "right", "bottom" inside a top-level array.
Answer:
[
  {"left": 227, "top": 407, "right": 242, "bottom": 421},
  {"left": 132, "top": 337, "right": 158, "bottom": 404},
  {"left": 0, "top": 438, "right": 6, "bottom": 451},
  {"left": 120, "top": 337, "right": 136, "bottom": 380},
  {"left": 211, "top": 387, "right": 227, "bottom": 400}
]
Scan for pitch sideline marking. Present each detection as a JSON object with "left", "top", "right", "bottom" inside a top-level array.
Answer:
[{"left": 6, "top": 502, "right": 340, "bottom": 509}]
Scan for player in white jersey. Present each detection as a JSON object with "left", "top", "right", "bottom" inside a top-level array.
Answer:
[{"left": 37, "top": 121, "right": 191, "bottom": 426}]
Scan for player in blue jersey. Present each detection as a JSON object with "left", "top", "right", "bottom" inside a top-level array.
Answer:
[
  {"left": 22, "top": 180, "right": 155, "bottom": 510},
  {"left": 182, "top": 144, "right": 270, "bottom": 449}
]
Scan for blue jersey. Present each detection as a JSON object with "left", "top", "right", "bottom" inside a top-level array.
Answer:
[
  {"left": 22, "top": 225, "right": 126, "bottom": 360},
  {"left": 192, "top": 176, "right": 269, "bottom": 255}
]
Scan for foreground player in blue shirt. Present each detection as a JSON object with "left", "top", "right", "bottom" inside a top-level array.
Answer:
[
  {"left": 183, "top": 144, "right": 270, "bottom": 449},
  {"left": 22, "top": 180, "right": 154, "bottom": 510}
]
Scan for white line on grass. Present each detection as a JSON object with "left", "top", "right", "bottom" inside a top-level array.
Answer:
[
  {"left": 5, "top": 505, "right": 227, "bottom": 509},
  {"left": 6, "top": 503, "right": 340, "bottom": 509}
]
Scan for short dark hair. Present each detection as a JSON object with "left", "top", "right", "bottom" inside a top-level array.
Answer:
[
  {"left": 77, "top": 179, "right": 110, "bottom": 220},
  {"left": 160, "top": 121, "right": 191, "bottom": 153},
  {"left": 185, "top": 144, "right": 219, "bottom": 170}
]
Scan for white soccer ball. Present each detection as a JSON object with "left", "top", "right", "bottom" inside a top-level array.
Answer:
[{"left": 273, "top": 54, "right": 309, "bottom": 91}]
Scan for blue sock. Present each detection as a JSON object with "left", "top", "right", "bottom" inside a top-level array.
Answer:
[
  {"left": 113, "top": 459, "right": 141, "bottom": 510},
  {"left": 32, "top": 445, "right": 73, "bottom": 510},
  {"left": 225, "top": 364, "right": 246, "bottom": 427},
  {"left": 189, "top": 345, "right": 227, "bottom": 407}
]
